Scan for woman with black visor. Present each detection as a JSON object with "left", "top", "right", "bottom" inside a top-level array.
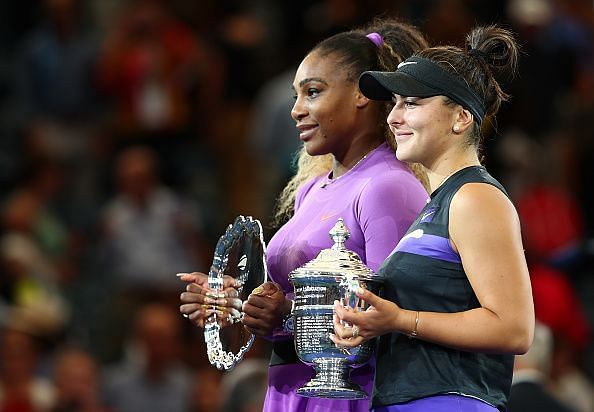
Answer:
[{"left": 331, "top": 25, "right": 535, "bottom": 412}]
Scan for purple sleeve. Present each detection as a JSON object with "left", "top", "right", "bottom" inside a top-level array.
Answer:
[{"left": 357, "top": 171, "right": 428, "bottom": 271}]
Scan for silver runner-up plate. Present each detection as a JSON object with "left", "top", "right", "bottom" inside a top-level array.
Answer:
[{"left": 205, "top": 215, "right": 267, "bottom": 370}]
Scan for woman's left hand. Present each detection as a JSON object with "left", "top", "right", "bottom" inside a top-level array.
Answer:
[
  {"left": 242, "top": 282, "right": 291, "bottom": 337},
  {"left": 330, "top": 287, "right": 404, "bottom": 349}
]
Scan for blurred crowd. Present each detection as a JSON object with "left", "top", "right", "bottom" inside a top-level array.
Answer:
[{"left": 0, "top": 0, "right": 593, "bottom": 411}]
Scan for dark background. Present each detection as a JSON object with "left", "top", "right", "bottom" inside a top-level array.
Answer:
[{"left": 0, "top": 1, "right": 593, "bottom": 411}]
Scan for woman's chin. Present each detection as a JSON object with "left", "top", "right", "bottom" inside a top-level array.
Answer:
[
  {"left": 303, "top": 142, "right": 326, "bottom": 157},
  {"left": 395, "top": 149, "right": 412, "bottom": 163}
]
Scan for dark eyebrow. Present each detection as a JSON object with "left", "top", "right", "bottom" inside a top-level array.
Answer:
[{"left": 299, "top": 77, "right": 328, "bottom": 87}]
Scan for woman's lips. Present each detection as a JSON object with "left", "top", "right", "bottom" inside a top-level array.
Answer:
[
  {"left": 394, "top": 131, "right": 413, "bottom": 143},
  {"left": 297, "top": 124, "right": 318, "bottom": 141}
]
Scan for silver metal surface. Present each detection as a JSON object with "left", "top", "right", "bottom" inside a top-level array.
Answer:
[
  {"left": 205, "top": 216, "right": 267, "bottom": 370},
  {"left": 288, "top": 218, "right": 383, "bottom": 399}
]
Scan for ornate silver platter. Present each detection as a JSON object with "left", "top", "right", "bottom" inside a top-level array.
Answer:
[{"left": 205, "top": 215, "right": 267, "bottom": 370}]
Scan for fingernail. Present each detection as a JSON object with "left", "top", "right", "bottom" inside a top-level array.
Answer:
[
  {"left": 357, "top": 287, "right": 364, "bottom": 294},
  {"left": 204, "top": 297, "right": 214, "bottom": 304},
  {"left": 176, "top": 273, "right": 189, "bottom": 277}
]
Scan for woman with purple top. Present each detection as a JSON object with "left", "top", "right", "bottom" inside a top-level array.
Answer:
[
  {"left": 179, "top": 19, "right": 429, "bottom": 411},
  {"left": 331, "top": 26, "right": 535, "bottom": 411}
]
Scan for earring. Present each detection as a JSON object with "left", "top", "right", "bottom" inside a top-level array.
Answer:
[{"left": 453, "top": 126, "right": 460, "bottom": 133}]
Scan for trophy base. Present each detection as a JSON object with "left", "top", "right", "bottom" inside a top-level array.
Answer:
[{"left": 296, "top": 358, "right": 368, "bottom": 400}]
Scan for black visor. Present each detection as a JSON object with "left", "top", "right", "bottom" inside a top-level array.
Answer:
[{"left": 359, "top": 56, "right": 486, "bottom": 124}]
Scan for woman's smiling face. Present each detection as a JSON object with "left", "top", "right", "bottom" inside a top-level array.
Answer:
[
  {"left": 291, "top": 51, "right": 362, "bottom": 159},
  {"left": 387, "top": 94, "right": 459, "bottom": 166}
]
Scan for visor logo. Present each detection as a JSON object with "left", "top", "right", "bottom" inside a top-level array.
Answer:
[{"left": 397, "top": 61, "right": 418, "bottom": 69}]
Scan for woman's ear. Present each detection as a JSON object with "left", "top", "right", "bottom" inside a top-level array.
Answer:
[
  {"left": 452, "top": 107, "right": 474, "bottom": 134},
  {"left": 355, "top": 90, "right": 371, "bottom": 108}
]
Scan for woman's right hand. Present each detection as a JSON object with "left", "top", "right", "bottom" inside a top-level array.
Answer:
[{"left": 178, "top": 272, "right": 243, "bottom": 328}]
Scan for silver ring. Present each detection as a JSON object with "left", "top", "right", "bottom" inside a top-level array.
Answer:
[{"left": 351, "top": 325, "right": 359, "bottom": 338}]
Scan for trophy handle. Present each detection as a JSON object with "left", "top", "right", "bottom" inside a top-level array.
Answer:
[{"left": 205, "top": 216, "right": 268, "bottom": 370}]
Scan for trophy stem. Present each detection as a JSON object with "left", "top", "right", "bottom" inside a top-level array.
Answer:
[{"left": 296, "top": 358, "right": 368, "bottom": 399}]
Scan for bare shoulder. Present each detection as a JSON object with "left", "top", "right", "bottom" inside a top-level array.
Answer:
[
  {"left": 450, "top": 182, "right": 518, "bottom": 223},
  {"left": 449, "top": 182, "right": 522, "bottom": 251}
]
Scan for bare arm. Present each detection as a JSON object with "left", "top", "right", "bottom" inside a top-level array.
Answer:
[{"left": 332, "top": 183, "right": 534, "bottom": 354}]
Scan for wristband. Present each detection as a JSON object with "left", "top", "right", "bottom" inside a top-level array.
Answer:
[{"left": 282, "top": 299, "right": 295, "bottom": 334}]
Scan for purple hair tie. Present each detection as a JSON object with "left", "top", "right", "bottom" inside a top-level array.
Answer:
[{"left": 365, "top": 32, "right": 384, "bottom": 48}]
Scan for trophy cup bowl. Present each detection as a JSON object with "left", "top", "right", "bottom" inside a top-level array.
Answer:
[{"left": 288, "top": 218, "right": 383, "bottom": 399}]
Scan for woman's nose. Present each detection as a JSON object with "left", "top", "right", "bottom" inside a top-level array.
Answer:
[
  {"left": 291, "top": 96, "right": 307, "bottom": 121},
  {"left": 387, "top": 104, "right": 403, "bottom": 127}
]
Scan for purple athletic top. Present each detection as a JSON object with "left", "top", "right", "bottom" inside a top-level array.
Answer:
[
  {"left": 263, "top": 143, "right": 428, "bottom": 412},
  {"left": 372, "top": 394, "right": 498, "bottom": 412}
]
